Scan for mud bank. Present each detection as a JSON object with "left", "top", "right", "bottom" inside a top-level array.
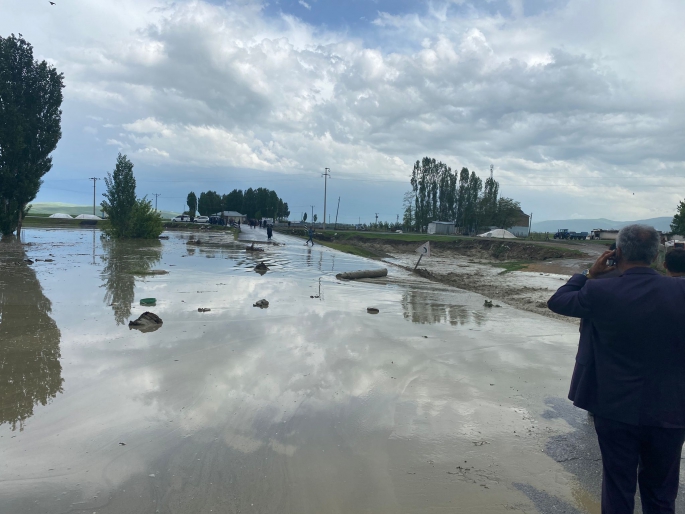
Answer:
[{"left": 281, "top": 231, "right": 598, "bottom": 321}]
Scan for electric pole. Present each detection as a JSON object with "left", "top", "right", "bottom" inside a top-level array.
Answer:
[
  {"left": 311, "top": 205, "right": 315, "bottom": 225},
  {"left": 334, "top": 197, "right": 340, "bottom": 229},
  {"left": 322, "top": 167, "right": 330, "bottom": 231},
  {"left": 152, "top": 193, "right": 161, "bottom": 211},
  {"left": 88, "top": 177, "right": 100, "bottom": 216},
  {"left": 375, "top": 213, "right": 379, "bottom": 228}
]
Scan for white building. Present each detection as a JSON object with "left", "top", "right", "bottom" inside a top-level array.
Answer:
[{"left": 427, "top": 221, "right": 456, "bottom": 235}]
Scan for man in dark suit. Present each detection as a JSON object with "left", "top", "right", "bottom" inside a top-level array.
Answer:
[{"left": 548, "top": 224, "right": 685, "bottom": 513}]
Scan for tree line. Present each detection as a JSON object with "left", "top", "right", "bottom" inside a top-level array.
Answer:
[
  {"left": 188, "top": 188, "right": 290, "bottom": 220},
  {"left": 405, "top": 157, "right": 523, "bottom": 234}
]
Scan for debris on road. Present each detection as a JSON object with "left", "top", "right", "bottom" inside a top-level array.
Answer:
[
  {"left": 336, "top": 268, "right": 388, "bottom": 280},
  {"left": 129, "top": 312, "right": 163, "bottom": 332},
  {"left": 254, "top": 261, "right": 269, "bottom": 273}
]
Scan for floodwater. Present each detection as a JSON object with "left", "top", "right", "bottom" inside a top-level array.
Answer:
[{"left": 0, "top": 227, "right": 602, "bottom": 513}]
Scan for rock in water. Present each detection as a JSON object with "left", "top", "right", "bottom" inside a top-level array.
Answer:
[
  {"left": 253, "top": 299, "right": 269, "bottom": 308},
  {"left": 198, "top": 308, "right": 211, "bottom": 312},
  {"left": 129, "top": 312, "right": 163, "bottom": 332},
  {"left": 367, "top": 307, "right": 379, "bottom": 314},
  {"left": 254, "top": 261, "right": 269, "bottom": 271},
  {"left": 484, "top": 300, "right": 493, "bottom": 308}
]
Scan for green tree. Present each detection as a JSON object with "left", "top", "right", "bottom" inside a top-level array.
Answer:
[
  {"left": 101, "top": 154, "right": 162, "bottom": 239},
  {"left": 495, "top": 197, "right": 521, "bottom": 230},
  {"left": 455, "top": 167, "right": 469, "bottom": 230},
  {"left": 197, "top": 190, "right": 222, "bottom": 216},
  {"left": 313, "top": 214, "right": 318, "bottom": 223},
  {"left": 479, "top": 176, "right": 499, "bottom": 227},
  {"left": 302, "top": 212, "right": 307, "bottom": 222},
  {"left": 186, "top": 192, "right": 197, "bottom": 218},
  {"left": 223, "top": 189, "right": 244, "bottom": 212},
  {"left": 102, "top": 154, "right": 136, "bottom": 237},
  {"left": 672, "top": 199, "right": 685, "bottom": 235},
  {"left": 0, "top": 34, "right": 65, "bottom": 236}
]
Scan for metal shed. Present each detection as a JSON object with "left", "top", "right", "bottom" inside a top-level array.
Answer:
[{"left": 427, "top": 221, "right": 455, "bottom": 235}]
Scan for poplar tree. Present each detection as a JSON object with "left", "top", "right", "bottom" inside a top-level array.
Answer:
[{"left": 0, "top": 34, "right": 64, "bottom": 235}]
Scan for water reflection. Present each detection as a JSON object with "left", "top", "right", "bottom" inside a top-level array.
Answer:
[
  {"left": 0, "top": 240, "right": 63, "bottom": 431},
  {"left": 401, "top": 289, "right": 481, "bottom": 326},
  {"left": 100, "top": 238, "right": 162, "bottom": 325}
]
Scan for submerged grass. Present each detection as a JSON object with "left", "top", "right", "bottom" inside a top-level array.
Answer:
[{"left": 493, "top": 261, "right": 531, "bottom": 274}]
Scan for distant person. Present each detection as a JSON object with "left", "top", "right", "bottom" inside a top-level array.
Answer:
[
  {"left": 267, "top": 224, "right": 273, "bottom": 240},
  {"left": 665, "top": 248, "right": 685, "bottom": 278},
  {"left": 305, "top": 226, "right": 314, "bottom": 246},
  {"left": 548, "top": 225, "right": 685, "bottom": 513}
]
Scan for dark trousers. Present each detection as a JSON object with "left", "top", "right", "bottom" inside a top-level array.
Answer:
[{"left": 594, "top": 415, "right": 685, "bottom": 513}]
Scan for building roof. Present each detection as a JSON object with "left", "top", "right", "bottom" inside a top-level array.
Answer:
[{"left": 214, "top": 211, "right": 245, "bottom": 217}]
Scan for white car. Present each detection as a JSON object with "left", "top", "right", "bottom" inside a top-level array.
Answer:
[
  {"left": 194, "top": 216, "right": 209, "bottom": 223},
  {"left": 171, "top": 215, "right": 192, "bottom": 222}
]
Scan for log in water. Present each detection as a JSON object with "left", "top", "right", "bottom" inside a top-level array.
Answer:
[{"left": 336, "top": 268, "right": 388, "bottom": 280}]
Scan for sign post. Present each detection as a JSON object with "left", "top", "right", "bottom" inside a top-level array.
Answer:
[{"left": 414, "top": 241, "right": 430, "bottom": 270}]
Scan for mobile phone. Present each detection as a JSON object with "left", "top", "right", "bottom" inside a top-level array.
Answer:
[{"left": 607, "top": 257, "right": 617, "bottom": 267}]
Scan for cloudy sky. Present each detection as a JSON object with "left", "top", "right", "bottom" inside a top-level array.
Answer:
[{"left": 2, "top": 0, "right": 684, "bottom": 222}]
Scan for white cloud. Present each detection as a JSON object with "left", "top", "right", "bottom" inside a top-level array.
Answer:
[
  {"left": 2, "top": 0, "right": 685, "bottom": 220},
  {"left": 298, "top": 0, "right": 311, "bottom": 10}
]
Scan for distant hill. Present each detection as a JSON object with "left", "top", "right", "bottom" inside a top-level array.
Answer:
[
  {"left": 532, "top": 217, "right": 674, "bottom": 234},
  {"left": 29, "top": 202, "right": 179, "bottom": 220}
]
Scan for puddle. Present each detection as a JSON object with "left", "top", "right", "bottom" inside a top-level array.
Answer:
[{"left": 0, "top": 228, "right": 603, "bottom": 513}]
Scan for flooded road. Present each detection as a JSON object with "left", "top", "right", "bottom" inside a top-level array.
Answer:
[{"left": 0, "top": 228, "right": 603, "bottom": 513}]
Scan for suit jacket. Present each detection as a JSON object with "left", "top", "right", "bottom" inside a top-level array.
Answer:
[
  {"left": 568, "top": 269, "right": 622, "bottom": 413},
  {"left": 548, "top": 267, "right": 685, "bottom": 427}
]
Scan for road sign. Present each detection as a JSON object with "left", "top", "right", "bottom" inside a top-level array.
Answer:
[{"left": 415, "top": 241, "right": 430, "bottom": 257}]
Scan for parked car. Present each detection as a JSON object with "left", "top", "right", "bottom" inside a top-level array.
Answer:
[
  {"left": 171, "top": 215, "right": 192, "bottom": 222},
  {"left": 194, "top": 216, "right": 209, "bottom": 223},
  {"left": 209, "top": 216, "right": 225, "bottom": 225}
]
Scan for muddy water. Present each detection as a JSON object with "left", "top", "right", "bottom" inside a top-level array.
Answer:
[{"left": 0, "top": 228, "right": 599, "bottom": 513}]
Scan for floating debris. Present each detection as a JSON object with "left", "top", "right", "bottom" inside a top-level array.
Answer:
[
  {"left": 367, "top": 307, "right": 380, "bottom": 314},
  {"left": 129, "top": 312, "right": 163, "bottom": 332},
  {"left": 198, "top": 308, "right": 211, "bottom": 312},
  {"left": 253, "top": 299, "right": 269, "bottom": 308},
  {"left": 336, "top": 268, "right": 388, "bottom": 280}
]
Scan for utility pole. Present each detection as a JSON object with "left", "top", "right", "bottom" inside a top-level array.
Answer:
[
  {"left": 311, "top": 205, "right": 315, "bottom": 225},
  {"left": 375, "top": 213, "right": 379, "bottom": 227},
  {"left": 396, "top": 214, "right": 399, "bottom": 226},
  {"left": 152, "top": 193, "right": 161, "bottom": 211},
  {"left": 88, "top": 177, "right": 100, "bottom": 216},
  {"left": 334, "top": 197, "right": 340, "bottom": 229},
  {"left": 322, "top": 167, "right": 330, "bottom": 231}
]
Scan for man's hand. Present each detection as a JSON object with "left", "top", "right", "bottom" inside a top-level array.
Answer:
[{"left": 588, "top": 249, "right": 617, "bottom": 278}]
